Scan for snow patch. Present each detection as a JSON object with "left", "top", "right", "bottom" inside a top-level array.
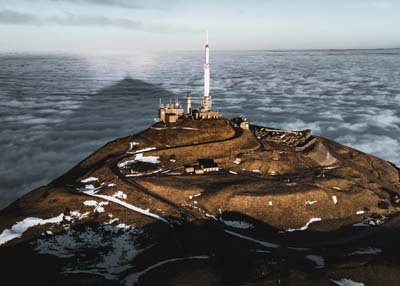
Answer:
[
  {"left": 83, "top": 200, "right": 109, "bottom": 213},
  {"left": 356, "top": 210, "right": 365, "bottom": 215},
  {"left": 116, "top": 223, "right": 131, "bottom": 230},
  {"left": 188, "top": 193, "right": 201, "bottom": 200},
  {"left": 181, "top": 127, "right": 199, "bottom": 130},
  {"left": 134, "top": 153, "right": 159, "bottom": 164},
  {"left": 113, "top": 191, "right": 127, "bottom": 200},
  {"left": 83, "top": 200, "right": 98, "bottom": 206},
  {"left": 118, "top": 160, "right": 136, "bottom": 168},
  {"left": 107, "top": 218, "right": 119, "bottom": 225},
  {"left": 324, "top": 166, "right": 339, "bottom": 170},
  {"left": 135, "top": 147, "right": 157, "bottom": 153},
  {"left": 305, "top": 200, "right": 317, "bottom": 206},
  {"left": 305, "top": 254, "right": 325, "bottom": 268},
  {"left": 81, "top": 177, "right": 98, "bottom": 183},
  {"left": 286, "top": 218, "right": 321, "bottom": 232},
  {"left": 95, "top": 204, "right": 107, "bottom": 213},
  {"left": 129, "top": 142, "right": 139, "bottom": 151},
  {"left": 223, "top": 220, "right": 254, "bottom": 229},
  {"left": 84, "top": 184, "right": 96, "bottom": 190},
  {"left": 348, "top": 247, "right": 382, "bottom": 256},
  {"left": 330, "top": 278, "right": 365, "bottom": 286},
  {"left": 0, "top": 214, "right": 64, "bottom": 246},
  {"left": 69, "top": 210, "right": 90, "bottom": 221},
  {"left": 118, "top": 149, "right": 160, "bottom": 168},
  {"left": 83, "top": 190, "right": 168, "bottom": 223},
  {"left": 229, "top": 170, "right": 238, "bottom": 175},
  {"left": 35, "top": 225, "right": 143, "bottom": 280},
  {"left": 332, "top": 195, "right": 338, "bottom": 205}
]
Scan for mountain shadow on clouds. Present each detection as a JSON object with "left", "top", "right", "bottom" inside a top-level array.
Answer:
[{"left": 0, "top": 77, "right": 177, "bottom": 210}]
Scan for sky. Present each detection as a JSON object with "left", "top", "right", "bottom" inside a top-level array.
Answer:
[{"left": 0, "top": 0, "right": 399, "bottom": 52}]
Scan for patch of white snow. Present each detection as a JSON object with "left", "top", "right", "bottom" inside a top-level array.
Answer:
[
  {"left": 118, "top": 160, "right": 136, "bottom": 168},
  {"left": 181, "top": 127, "right": 199, "bottom": 130},
  {"left": 84, "top": 184, "right": 96, "bottom": 190},
  {"left": 324, "top": 166, "right": 339, "bottom": 170},
  {"left": 84, "top": 200, "right": 108, "bottom": 213},
  {"left": 83, "top": 200, "right": 98, "bottom": 207},
  {"left": 348, "top": 248, "right": 382, "bottom": 256},
  {"left": 330, "top": 278, "right": 365, "bottom": 286},
  {"left": 134, "top": 153, "right": 159, "bottom": 164},
  {"left": 223, "top": 220, "right": 254, "bottom": 229},
  {"left": 286, "top": 218, "right": 322, "bottom": 232},
  {"left": 305, "top": 200, "right": 317, "bottom": 206},
  {"left": 129, "top": 142, "right": 139, "bottom": 151},
  {"left": 188, "top": 193, "right": 201, "bottom": 200},
  {"left": 83, "top": 190, "right": 168, "bottom": 223},
  {"left": 0, "top": 214, "right": 64, "bottom": 246},
  {"left": 113, "top": 191, "right": 127, "bottom": 200},
  {"left": 81, "top": 177, "right": 98, "bottom": 183}
]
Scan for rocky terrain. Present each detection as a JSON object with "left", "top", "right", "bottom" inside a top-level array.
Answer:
[{"left": 1, "top": 117, "right": 400, "bottom": 286}]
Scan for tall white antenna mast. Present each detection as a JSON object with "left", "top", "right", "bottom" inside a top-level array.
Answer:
[{"left": 201, "top": 30, "right": 212, "bottom": 111}]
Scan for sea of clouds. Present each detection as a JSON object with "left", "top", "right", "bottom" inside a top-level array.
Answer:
[{"left": 0, "top": 49, "right": 399, "bottom": 209}]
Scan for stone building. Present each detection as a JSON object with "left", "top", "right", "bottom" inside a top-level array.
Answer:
[{"left": 159, "top": 100, "right": 184, "bottom": 123}]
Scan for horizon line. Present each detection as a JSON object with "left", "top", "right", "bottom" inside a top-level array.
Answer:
[{"left": 1, "top": 47, "right": 399, "bottom": 55}]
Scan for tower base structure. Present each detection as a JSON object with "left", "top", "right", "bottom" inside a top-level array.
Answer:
[
  {"left": 201, "top": 95, "right": 212, "bottom": 112},
  {"left": 196, "top": 95, "right": 220, "bottom": 119}
]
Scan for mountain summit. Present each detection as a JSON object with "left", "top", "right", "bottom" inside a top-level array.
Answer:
[{"left": 1, "top": 117, "right": 400, "bottom": 286}]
